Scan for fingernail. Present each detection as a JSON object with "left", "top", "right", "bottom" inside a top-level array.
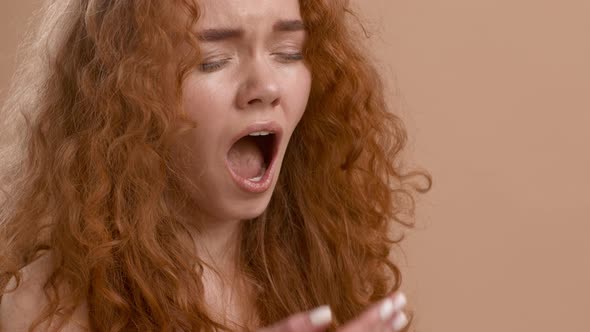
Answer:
[
  {"left": 379, "top": 298, "right": 394, "bottom": 320},
  {"left": 309, "top": 305, "right": 332, "bottom": 327},
  {"left": 392, "top": 292, "right": 407, "bottom": 311},
  {"left": 392, "top": 312, "right": 408, "bottom": 331}
]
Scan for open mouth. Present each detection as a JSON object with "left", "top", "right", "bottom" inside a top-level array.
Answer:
[{"left": 226, "top": 131, "right": 277, "bottom": 182}]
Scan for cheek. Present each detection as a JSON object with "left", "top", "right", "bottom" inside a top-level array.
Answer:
[
  {"left": 182, "top": 80, "right": 218, "bottom": 121},
  {"left": 290, "top": 70, "right": 312, "bottom": 122},
  {"left": 182, "top": 72, "right": 238, "bottom": 114},
  {"left": 179, "top": 81, "right": 227, "bottom": 168}
]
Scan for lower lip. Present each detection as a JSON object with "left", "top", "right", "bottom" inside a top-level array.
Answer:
[{"left": 225, "top": 151, "right": 277, "bottom": 194}]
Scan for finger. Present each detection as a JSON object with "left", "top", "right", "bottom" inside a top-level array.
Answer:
[
  {"left": 390, "top": 311, "right": 409, "bottom": 332},
  {"left": 257, "top": 305, "right": 333, "bottom": 332},
  {"left": 378, "top": 307, "right": 410, "bottom": 332},
  {"left": 338, "top": 291, "right": 407, "bottom": 332}
]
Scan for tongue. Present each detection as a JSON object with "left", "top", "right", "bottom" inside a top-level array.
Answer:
[{"left": 227, "top": 136, "right": 265, "bottom": 180}]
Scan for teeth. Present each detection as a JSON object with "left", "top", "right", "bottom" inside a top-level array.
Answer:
[
  {"left": 248, "top": 166, "right": 267, "bottom": 182},
  {"left": 248, "top": 175, "right": 264, "bottom": 182},
  {"left": 248, "top": 131, "right": 271, "bottom": 136}
]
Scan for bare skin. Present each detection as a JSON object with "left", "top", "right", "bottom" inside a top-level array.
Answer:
[
  {"left": 171, "top": 0, "right": 313, "bottom": 326},
  {"left": 0, "top": 252, "right": 408, "bottom": 331},
  {"left": 0, "top": 253, "right": 90, "bottom": 331},
  {"left": 1, "top": 0, "right": 409, "bottom": 331}
]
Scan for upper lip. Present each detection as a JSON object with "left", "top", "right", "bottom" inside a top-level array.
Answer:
[{"left": 227, "top": 120, "right": 284, "bottom": 153}]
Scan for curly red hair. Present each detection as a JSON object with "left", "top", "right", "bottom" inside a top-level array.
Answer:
[{"left": 0, "top": 0, "right": 432, "bottom": 331}]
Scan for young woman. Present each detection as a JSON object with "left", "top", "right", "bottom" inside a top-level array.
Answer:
[{"left": 0, "top": 0, "right": 431, "bottom": 331}]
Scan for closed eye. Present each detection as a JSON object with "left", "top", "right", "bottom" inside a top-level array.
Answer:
[
  {"left": 199, "top": 59, "right": 231, "bottom": 73},
  {"left": 275, "top": 52, "right": 304, "bottom": 61},
  {"left": 198, "top": 52, "right": 304, "bottom": 73}
]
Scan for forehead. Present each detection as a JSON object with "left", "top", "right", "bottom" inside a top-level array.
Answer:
[{"left": 196, "top": 0, "right": 302, "bottom": 27}]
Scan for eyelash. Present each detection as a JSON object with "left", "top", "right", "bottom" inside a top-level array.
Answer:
[
  {"left": 199, "top": 61, "right": 229, "bottom": 72},
  {"left": 199, "top": 52, "right": 304, "bottom": 73}
]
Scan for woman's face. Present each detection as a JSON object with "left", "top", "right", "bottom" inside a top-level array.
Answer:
[{"left": 176, "top": 0, "right": 311, "bottom": 223}]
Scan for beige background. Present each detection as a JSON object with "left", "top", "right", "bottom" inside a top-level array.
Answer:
[{"left": 2, "top": 1, "right": 589, "bottom": 331}]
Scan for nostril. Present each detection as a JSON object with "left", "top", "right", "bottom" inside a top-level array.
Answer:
[{"left": 246, "top": 97, "right": 279, "bottom": 106}]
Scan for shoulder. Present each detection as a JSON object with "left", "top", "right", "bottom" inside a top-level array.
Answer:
[{"left": 0, "top": 251, "right": 89, "bottom": 331}]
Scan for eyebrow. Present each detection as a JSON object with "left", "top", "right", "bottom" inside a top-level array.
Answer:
[
  {"left": 198, "top": 19, "right": 306, "bottom": 42},
  {"left": 274, "top": 19, "right": 306, "bottom": 32}
]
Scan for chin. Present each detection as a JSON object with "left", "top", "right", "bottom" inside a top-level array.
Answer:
[{"left": 227, "top": 190, "right": 275, "bottom": 221}]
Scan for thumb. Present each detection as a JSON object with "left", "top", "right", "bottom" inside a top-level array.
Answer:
[{"left": 257, "top": 305, "right": 333, "bottom": 332}]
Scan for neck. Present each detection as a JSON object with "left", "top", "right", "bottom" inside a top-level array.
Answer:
[
  {"left": 182, "top": 209, "right": 258, "bottom": 329},
  {"left": 164, "top": 193, "right": 259, "bottom": 328},
  {"left": 177, "top": 202, "right": 243, "bottom": 275},
  {"left": 193, "top": 217, "right": 242, "bottom": 276}
]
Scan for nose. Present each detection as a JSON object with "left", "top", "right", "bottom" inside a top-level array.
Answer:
[{"left": 236, "top": 56, "right": 281, "bottom": 110}]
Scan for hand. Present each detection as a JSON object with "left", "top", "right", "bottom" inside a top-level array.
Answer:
[{"left": 257, "top": 291, "right": 408, "bottom": 332}]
